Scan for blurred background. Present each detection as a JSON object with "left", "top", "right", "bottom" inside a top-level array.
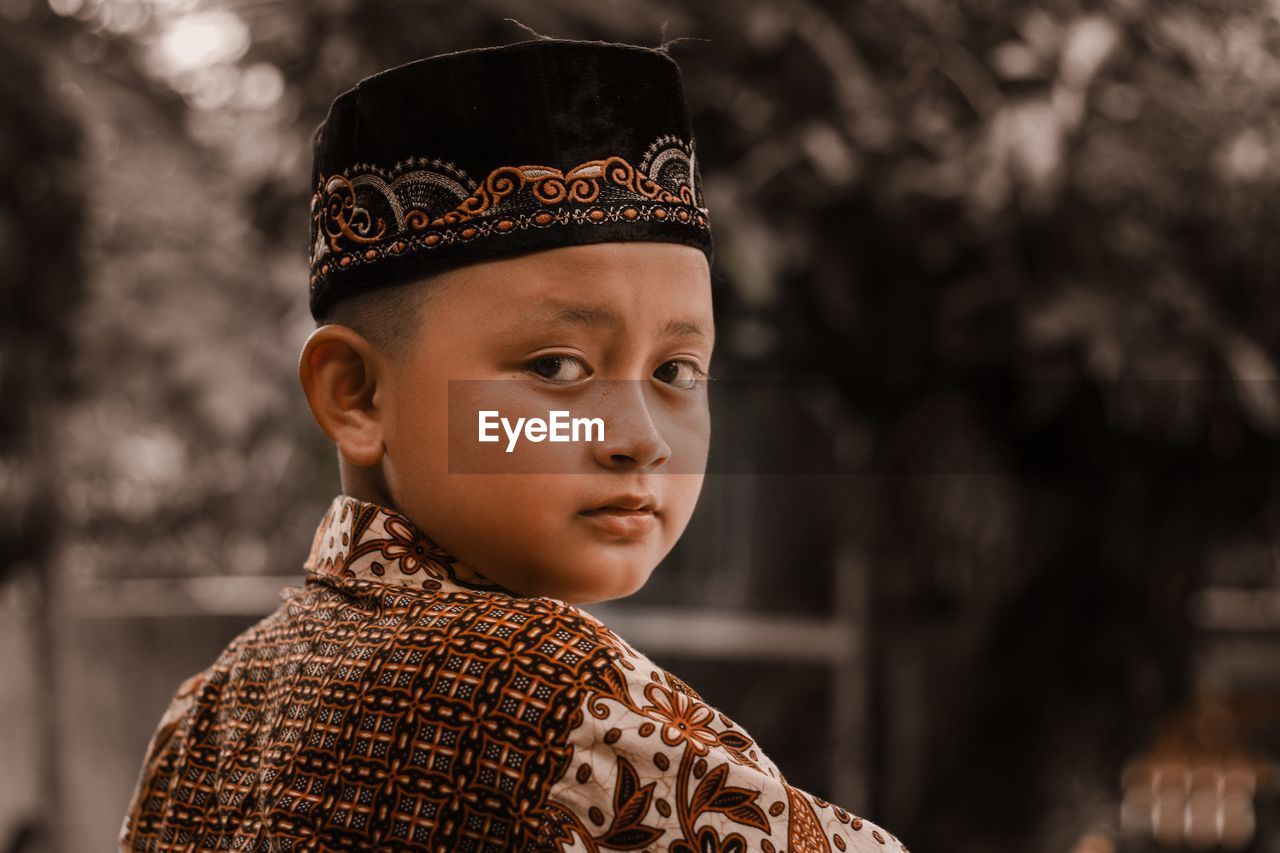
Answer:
[{"left": 5, "top": 0, "right": 1280, "bottom": 850}]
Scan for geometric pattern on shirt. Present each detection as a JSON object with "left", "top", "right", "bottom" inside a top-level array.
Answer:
[{"left": 121, "top": 574, "right": 623, "bottom": 850}]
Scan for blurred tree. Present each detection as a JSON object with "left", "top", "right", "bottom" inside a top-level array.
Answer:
[
  {"left": 708, "top": 2, "right": 1280, "bottom": 850},
  {"left": 0, "top": 14, "right": 85, "bottom": 577},
  {"left": 0, "top": 15, "right": 87, "bottom": 852}
]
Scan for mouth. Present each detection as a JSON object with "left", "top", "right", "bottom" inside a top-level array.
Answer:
[
  {"left": 579, "top": 494, "right": 657, "bottom": 514},
  {"left": 577, "top": 495, "right": 659, "bottom": 537}
]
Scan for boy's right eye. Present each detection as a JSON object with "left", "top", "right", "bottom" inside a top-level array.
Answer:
[{"left": 526, "top": 355, "right": 591, "bottom": 384}]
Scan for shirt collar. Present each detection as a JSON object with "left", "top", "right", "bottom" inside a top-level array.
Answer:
[{"left": 304, "top": 495, "right": 517, "bottom": 596}]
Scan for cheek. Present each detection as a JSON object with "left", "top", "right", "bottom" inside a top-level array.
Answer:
[
  {"left": 388, "top": 373, "right": 449, "bottom": 466},
  {"left": 460, "top": 477, "right": 564, "bottom": 523},
  {"left": 655, "top": 396, "right": 711, "bottom": 476},
  {"left": 661, "top": 473, "right": 704, "bottom": 539},
  {"left": 381, "top": 371, "right": 454, "bottom": 526},
  {"left": 436, "top": 477, "right": 607, "bottom": 597},
  {"left": 441, "top": 475, "right": 578, "bottom": 555}
]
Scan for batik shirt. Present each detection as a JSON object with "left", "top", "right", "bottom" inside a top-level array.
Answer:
[{"left": 121, "top": 495, "right": 908, "bottom": 852}]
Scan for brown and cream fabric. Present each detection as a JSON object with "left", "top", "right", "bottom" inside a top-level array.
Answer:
[{"left": 121, "top": 496, "right": 908, "bottom": 852}]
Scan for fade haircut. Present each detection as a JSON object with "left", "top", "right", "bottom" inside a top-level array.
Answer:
[{"left": 315, "top": 271, "right": 455, "bottom": 360}]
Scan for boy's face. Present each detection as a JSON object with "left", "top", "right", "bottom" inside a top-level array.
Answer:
[{"left": 377, "top": 242, "right": 713, "bottom": 604}]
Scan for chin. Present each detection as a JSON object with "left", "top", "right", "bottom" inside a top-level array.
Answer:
[{"left": 557, "top": 562, "right": 652, "bottom": 606}]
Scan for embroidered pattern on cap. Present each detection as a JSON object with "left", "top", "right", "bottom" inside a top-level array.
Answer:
[{"left": 309, "top": 134, "right": 709, "bottom": 290}]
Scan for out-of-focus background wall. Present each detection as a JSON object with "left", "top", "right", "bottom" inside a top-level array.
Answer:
[{"left": 5, "top": 0, "right": 1280, "bottom": 850}]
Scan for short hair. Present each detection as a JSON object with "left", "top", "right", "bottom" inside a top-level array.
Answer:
[{"left": 315, "top": 272, "right": 453, "bottom": 360}]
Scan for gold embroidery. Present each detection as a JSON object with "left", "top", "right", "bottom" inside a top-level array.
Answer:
[{"left": 309, "top": 135, "right": 710, "bottom": 290}]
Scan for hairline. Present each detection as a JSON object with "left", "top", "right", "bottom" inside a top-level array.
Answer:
[{"left": 316, "top": 274, "right": 449, "bottom": 362}]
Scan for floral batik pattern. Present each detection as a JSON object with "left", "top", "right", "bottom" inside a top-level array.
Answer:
[
  {"left": 536, "top": 628, "right": 907, "bottom": 852},
  {"left": 120, "top": 496, "right": 908, "bottom": 852},
  {"left": 304, "top": 494, "right": 509, "bottom": 593},
  {"left": 308, "top": 134, "right": 711, "bottom": 292}
]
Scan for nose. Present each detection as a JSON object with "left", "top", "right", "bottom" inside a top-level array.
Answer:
[{"left": 590, "top": 381, "right": 671, "bottom": 471}]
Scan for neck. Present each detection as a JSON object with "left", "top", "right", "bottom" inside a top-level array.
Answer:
[{"left": 338, "top": 453, "right": 396, "bottom": 509}]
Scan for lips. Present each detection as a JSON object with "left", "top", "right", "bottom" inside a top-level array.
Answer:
[
  {"left": 577, "top": 494, "right": 659, "bottom": 538},
  {"left": 581, "top": 494, "right": 656, "bottom": 514}
]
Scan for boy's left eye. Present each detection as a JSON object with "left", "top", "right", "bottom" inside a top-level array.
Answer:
[
  {"left": 653, "top": 360, "right": 706, "bottom": 390},
  {"left": 526, "top": 354, "right": 591, "bottom": 383}
]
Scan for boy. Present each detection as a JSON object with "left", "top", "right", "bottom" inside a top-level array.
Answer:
[{"left": 121, "top": 37, "right": 908, "bottom": 852}]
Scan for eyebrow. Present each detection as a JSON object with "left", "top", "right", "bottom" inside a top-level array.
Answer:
[
  {"left": 659, "top": 318, "right": 711, "bottom": 340},
  {"left": 523, "top": 301, "right": 712, "bottom": 341}
]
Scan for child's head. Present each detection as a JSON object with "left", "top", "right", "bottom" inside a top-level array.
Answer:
[
  {"left": 300, "top": 240, "right": 712, "bottom": 603},
  {"left": 299, "top": 39, "right": 715, "bottom": 603}
]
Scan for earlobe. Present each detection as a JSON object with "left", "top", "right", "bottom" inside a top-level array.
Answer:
[{"left": 299, "top": 325, "right": 386, "bottom": 467}]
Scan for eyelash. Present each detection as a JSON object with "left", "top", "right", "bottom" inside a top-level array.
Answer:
[
  {"left": 526, "top": 355, "right": 590, "bottom": 384},
  {"left": 523, "top": 355, "right": 709, "bottom": 388},
  {"left": 653, "top": 359, "right": 709, "bottom": 390}
]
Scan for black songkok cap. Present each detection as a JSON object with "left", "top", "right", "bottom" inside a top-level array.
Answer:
[{"left": 308, "top": 37, "right": 713, "bottom": 321}]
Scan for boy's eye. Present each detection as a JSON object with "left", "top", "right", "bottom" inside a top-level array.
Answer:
[
  {"left": 653, "top": 359, "right": 706, "bottom": 390},
  {"left": 527, "top": 355, "right": 590, "bottom": 383}
]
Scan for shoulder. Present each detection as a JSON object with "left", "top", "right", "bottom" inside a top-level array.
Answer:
[
  {"left": 125, "top": 589, "right": 640, "bottom": 848},
  {"left": 785, "top": 789, "right": 911, "bottom": 852},
  {"left": 531, "top": 611, "right": 911, "bottom": 853}
]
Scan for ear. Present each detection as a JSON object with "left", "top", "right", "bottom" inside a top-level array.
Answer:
[{"left": 299, "top": 325, "right": 387, "bottom": 467}]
